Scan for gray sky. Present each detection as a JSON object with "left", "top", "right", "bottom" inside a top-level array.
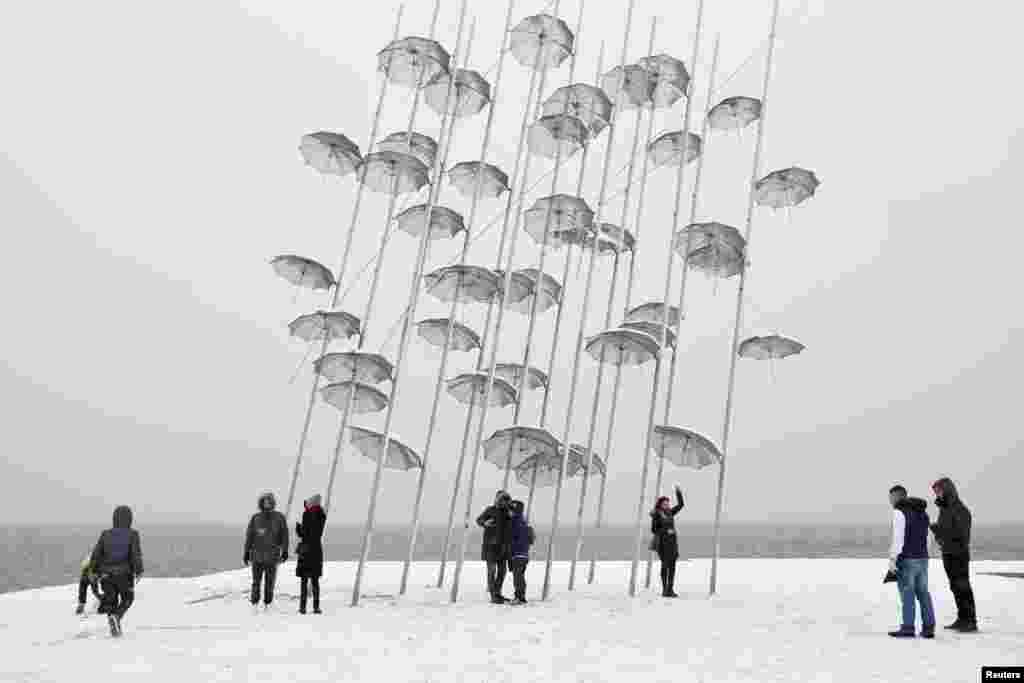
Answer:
[{"left": 1, "top": 0, "right": 1021, "bottom": 528}]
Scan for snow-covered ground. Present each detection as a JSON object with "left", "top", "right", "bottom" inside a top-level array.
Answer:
[{"left": 3, "top": 559, "right": 1021, "bottom": 682}]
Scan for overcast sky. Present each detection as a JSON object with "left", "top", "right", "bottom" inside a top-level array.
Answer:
[{"left": 1, "top": 0, "right": 1020, "bottom": 529}]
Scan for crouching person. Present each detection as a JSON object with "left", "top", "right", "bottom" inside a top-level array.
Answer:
[
  {"left": 75, "top": 553, "right": 102, "bottom": 615},
  {"left": 507, "top": 500, "right": 534, "bottom": 605},
  {"left": 90, "top": 505, "right": 144, "bottom": 637}
]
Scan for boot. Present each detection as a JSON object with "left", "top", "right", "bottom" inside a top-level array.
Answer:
[
  {"left": 943, "top": 620, "right": 963, "bottom": 630},
  {"left": 953, "top": 621, "right": 978, "bottom": 633},
  {"left": 888, "top": 625, "right": 916, "bottom": 638},
  {"left": 920, "top": 625, "right": 935, "bottom": 639},
  {"left": 108, "top": 615, "right": 119, "bottom": 638},
  {"left": 75, "top": 603, "right": 85, "bottom": 616}
]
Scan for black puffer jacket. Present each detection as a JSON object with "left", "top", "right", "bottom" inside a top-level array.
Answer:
[
  {"left": 91, "top": 505, "right": 144, "bottom": 577},
  {"left": 245, "top": 492, "right": 289, "bottom": 566},
  {"left": 650, "top": 489, "right": 685, "bottom": 559},
  {"left": 930, "top": 477, "right": 971, "bottom": 556},
  {"left": 476, "top": 504, "right": 511, "bottom": 562}
]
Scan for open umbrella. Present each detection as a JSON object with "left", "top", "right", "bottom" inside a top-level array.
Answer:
[
  {"left": 494, "top": 363, "right": 549, "bottom": 392},
  {"left": 299, "top": 132, "right": 362, "bottom": 177},
  {"left": 707, "top": 95, "right": 762, "bottom": 131},
  {"left": 542, "top": 83, "right": 613, "bottom": 136},
  {"left": 288, "top": 311, "right": 361, "bottom": 343},
  {"left": 584, "top": 328, "right": 662, "bottom": 367},
  {"left": 738, "top": 335, "right": 805, "bottom": 360},
  {"left": 425, "top": 68, "right": 491, "bottom": 118},
  {"left": 754, "top": 167, "right": 821, "bottom": 209},
  {"left": 347, "top": 426, "right": 422, "bottom": 470},
  {"left": 638, "top": 54, "right": 690, "bottom": 108},
  {"left": 650, "top": 426, "right": 721, "bottom": 469},
  {"left": 377, "top": 36, "right": 450, "bottom": 87},
  {"left": 314, "top": 352, "right": 393, "bottom": 385},
  {"left": 625, "top": 302, "right": 681, "bottom": 328},
  {"left": 510, "top": 14, "right": 574, "bottom": 70},
  {"left": 423, "top": 265, "right": 502, "bottom": 304},
  {"left": 395, "top": 204, "right": 466, "bottom": 241},
  {"left": 376, "top": 131, "right": 439, "bottom": 170},
  {"left": 416, "top": 318, "right": 482, "bottom": 352},
  {"left": 447, "top": 161, "right": 509, "bottom": 199},
  {"left": 270, "top": 255, "right": 336, "bottom": 291},
  {"left": 647, "top": 131, "right": 702, "bottom": 168},
  {"left": 483, "top": 426, "right": 562, "bottom": 470},
  {"left": 505, "top": 268, "right": 561, "bottom": 314},
  {"left": 321, "top": 381, "right": 390, "bottom": 414},
  {"left": 602, "top": 64, "right": 655, "bottom": 109},
  {"left": 527, "top": 114, "right": 590, "bottom": 160},
  {"left": 674, "top": 222, "right": 746, "bottom": 279},
  {"left": 523, "top": 194, "right": 594, "bottom": 247},
  {"left": 446, "top": 372, "right": 518, "bottom": 408},
  {"left": 494, "top": 269, "right": 536, "bottom": 308},
  {"left": 620, "top": 321, "right": 676, "bottom": 349},
  {"left": 359, "top": 151, "right": 430, "bottom": 195}
]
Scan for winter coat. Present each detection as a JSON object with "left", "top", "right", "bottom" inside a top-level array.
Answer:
[
  {"left": 649, "top": 490, "right": 684, "bottom": 559},
  {"left": 91, "top": 505, "right": 144, "bottom": 577},
  {"left": 892, "top": 497, "right": 930, "bottom": 560},
  {"left": 295, "top": 505, "right": 327, "bottom": 578},
  {"left": 930, "top": 478, "right": 972, "bottom": 557},
  {"left": 476, "top": 504, "right": 511, "bottom": 562},
  {"left": 508, "top": 511, "right": 534, "bottom": 561},
  {"left": 245, "top": 493, "right": 289, "bottom": 566}
]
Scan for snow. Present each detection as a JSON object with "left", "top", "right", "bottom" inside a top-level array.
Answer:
[{"left": 3, "top": 559, "right": 1022, "bottom": 682}]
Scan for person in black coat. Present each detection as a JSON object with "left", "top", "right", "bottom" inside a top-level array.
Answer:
[
  {"left": 244, "top": 491, "right": 289, "bottom": 608},
  {"left": 476, "top": 490, "right": 512, "bottom": 604},
  {"left": 930, "top": 477, "right": 977, "bottom": 632},
  {"left": 90, "top": 505, "right": 144, "bottom": 637},
  {"left": 295, "top": 494, "right": 327, "bottom": 615},
  {"left": 649, "top": 486, "right": 684, "bottom": 598}
]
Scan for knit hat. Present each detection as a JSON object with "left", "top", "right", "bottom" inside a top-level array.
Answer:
[{"left": 306, "top": 494, "right": 323, "bottom": 508}]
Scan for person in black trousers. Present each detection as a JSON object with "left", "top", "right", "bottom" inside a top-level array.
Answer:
[
  {"left": 476, "top": 490, "right": 512, "bottom": 604},
  {"left": 650, "top": 486, "right": 685, "bottom": 598},
  {"left": 295, "top": 494, "right": 327, "bottom": 615},
  {"left": 930, "top": 477, "right": 977, "bottom": 632},
  {"left": 90, "top": 505, "right": 144, "bottom": 637}
]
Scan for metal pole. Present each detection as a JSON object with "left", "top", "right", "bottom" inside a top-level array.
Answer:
[
  {"left": 568, "top": 14, "right": 655, "bottom": 592},
  {"left": 711, "top": 0, "right": 781, "bottom": 597},
  {"left": 539, "top": 0, "right": 636, "bottom": 602},
  {"left": 399, "top": 3, "right": 507, "bottom": 596},
  {"left": 284, "top": 4, "right": 404, "bottom": 521},
  {"left": 351, "top": 0, "right": 467, "bottom": 607}
]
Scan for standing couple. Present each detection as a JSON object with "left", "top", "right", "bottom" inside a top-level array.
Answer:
[
  {"left": 886, "top": 477, "right": 978, "bottom": 638},
  {"left": 477, "top": 491, "right": 534, "bottom": 604}
]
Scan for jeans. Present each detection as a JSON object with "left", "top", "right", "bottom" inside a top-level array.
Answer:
[
  {"left": 251, "top": 563, "right": 277, "bottom": 605},
  {"left": 896, "top": 558, "right": 935, "bottom": 629},
  {"left": 941, "top": 554, "right": 977, "bottom": 623},
  {"left": 99, "top": 573, "right": 135, "bottom": 619},
  {"left": 509, "top": 559, "right": 528, "bottom": 601},
  {"left": 486, "top": 560, "right": 507, "bottom": 598}
]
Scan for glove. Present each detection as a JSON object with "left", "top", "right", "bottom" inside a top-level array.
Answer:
[
  {"left": 243, "top": 553, "right": 250, "bottom": 567},
  {"left": 295, "top": 522, "right": 302, "bottom": 536},
  {"left": 281, "top": 552, "right": 288, "bottom": 563},
  {"left": 483, "top": 519, "right": 495, "bottom": 527},
  {"left": 887, "top": 558, "right": 898, "bottom": 574}
]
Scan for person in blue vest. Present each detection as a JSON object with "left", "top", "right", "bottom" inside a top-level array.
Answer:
[
  {"left": 886, "top": 485, "right": 936, "bottom": 638},
  {"left": 90, "top": 505, "right": 144, "bottom": 637}
]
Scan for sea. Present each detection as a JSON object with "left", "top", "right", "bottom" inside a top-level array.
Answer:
[{"left": 4, "top": 523, "right": 1022, "bottom": 594}]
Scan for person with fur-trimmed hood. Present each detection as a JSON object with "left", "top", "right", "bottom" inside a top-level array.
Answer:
[
  {"left": 90, "top": 505, "right": 144, "bottom": 637},
  {"left": 476, "top": 490, "right": 512, "bottom": 604},
  {"left": 650, "top": 486, "right": 684, "bottom": 598},
  {"left": 930, "top": 477, "right": 977, "bottom": 632},
  {"left": 244, "top": 491, "right": 288, "bottom": 608},
  {"left": 295, "top": 494, "right": 326, "bottom": 615}
]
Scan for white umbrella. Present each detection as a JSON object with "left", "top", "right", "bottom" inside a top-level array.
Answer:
[
  {"left": 270, "top": 255, "right": 335, "bottom": 291},
  {"left": 314, "top": 352, "right": 393, "bottom": 384},
  {"left": 321, "top": 381, "right": 390, "bottom": 414},
  {"left": 288, "top": 311, "right": 360, "bottom": 343},
  {"left": 298, "top": 132, "right": 362, "bottom": 177},
  {"left": 348, "top": 426, "right": 422, "bottom": 470}
]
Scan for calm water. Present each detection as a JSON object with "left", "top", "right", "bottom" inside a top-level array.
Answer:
[{"left": 4, "top": 523, "right": 1022, "bottom": 594}]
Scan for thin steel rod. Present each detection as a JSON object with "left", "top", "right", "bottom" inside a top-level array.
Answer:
[
  {"left": 711, "top": 0, "right": 781, "bottom": 597},
  {"left": 351, "top": 0, "right": 468, "bottom": 607}
]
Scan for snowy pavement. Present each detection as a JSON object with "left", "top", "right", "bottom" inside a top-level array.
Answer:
[{"left": 2, "top": 559, "right": 1022, "bottom": 682}]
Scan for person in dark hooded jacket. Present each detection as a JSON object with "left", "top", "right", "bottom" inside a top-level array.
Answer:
[
  {"left": 295, "top": 494, "right": 326, "bottom": 614},
  {"left": 929, "top": 477, "right": 977, "bottom": 632},
  {"left": 476, "top": 490, "right": 512, "bottom": 603},
  {"left": 506, "top": 500, "right": 534, "bottom": 605},
  {"left": 90, "top": 505, "right": 144, "bottom": 637},
  {"left": 244, "top": 491, "right": 289, "bottom": 608},
  {"left": 650, "top": 486, "right": 684, "bottom": 598}
]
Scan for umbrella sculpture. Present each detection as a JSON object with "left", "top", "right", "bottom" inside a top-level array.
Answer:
[
  {"left": 647, "top": 130, "right": 703, "bottom": 168},
  {"left": 347, "top": 425, "right": 422, "bottom": 470},
  {"left": 542, "top": 83, "right": 613, "bottom": 136},
  {"left": 395, "top": 204, "right": 466, "bottom": 241},
  {"left": 482, "top": 426, "right": 562, "bottom": 471},
  {"left": 506, "top": 268, "right": 562, "bottom": 315},
  {"left": 288, "top": 311, "right": 361, "bottom": 343},
  {"left": 446, "top": 372, "right": 518, "bottom": 408},
  {"left": 738, "top": 335, "right": 805, "bottom": 360},
  {"left": 358, "top": 151, "right": 431, "bottom": 195},
  {"left": 707, "top": 95, "right": 762, "bottom": 131},
  {"left": 493, "top": 363, "right": 549, "bottom": 392},
  {"left": 523, "top": 194, "right": 595, "bottom": 247},
  {"left": 624, "top": 302, "right": 681, "bottom": 328},
  {"left": 314, "top": 352, "right": 393, "bottom": 385},
  {"left": 377, "top": 36, "right": 451, "bottom": 87},
  {"left": 754, "top": 167, "right": 821, "bottom": 209},
  {"left": 620, "top": 320, "right": 677, "bottom": 349},
  {"left": 493, "top": 269, "right": 537, "bottom": 309},
  {"left": 377, "top": 131, "right": 439, "bottom": 169},
  {"left": 515, "top": 444, "right": 604, "bottom": 488},
  {"left": 674, "top": 221, "right": 747, "bottom": 279},
  {"left": 321, "top": 381, "right": 390, "bottom": 414},
  {"left": 424, "top": 68, "right": 492, "bottom": 118},
  {"left": 584, "top": 328, "right": 663, "bottom": 366},
  {"left": 527, "top": 113, "right": 590, "bottom": 160},
  {"left": 270, "top": 255, "right": 336, "bottom": 291},
  {"left": 299, "top": 132, "right": 363, "bottom": 177},
  {"left": 638, "top": 54, "right": 690, "bottom": 108},
  {"left": 447, "top": 161, "right": 510, "bottom": 199},
  {"left": 601, "top": 64, "right": 655, "bottom": 108},
  {"left": 416, "top": 318, "right": 482, "bottom": 352},
  {"left": 650, "top": 426, "right": 722, "bottom": 469},
  {"left": 423, "top": 264, "right": 503, "bottom": 304},
  {"left": 509, "top": 14, "right": 574, "bottom": 70}
]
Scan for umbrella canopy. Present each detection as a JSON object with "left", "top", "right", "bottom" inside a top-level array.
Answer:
[
  {"left": 602, "top": 64, "right": 655, "bottom": 109},
  {"left": 527, "top": 114, "right": 590, "bottom": 160},
  {"left": 376, "top": 131, "right": 438, "bottom": 170},
  {"left": 569, "top": 443, "right": 606, "bottom": 477},
  {"left": 288, "top": 310, "right": 361, "bottom": 343},
  {"left": 510, "top": 14, "right": 574, "bottom": 70},
  {"left": 446, "top": 372, "right": 518, "bottom": 408},
  {"left": 625, "top": 302, "right": 681, "bottom": 328},
  {"left": 314, "top": 352, "right": 393, "bottom": 384},
  {"left": 423, "top": 264, "right": 502, "bottom": 304},
  {"left": 494, "top": 269, "right": 536, "bottom": 308},
  {"left": 542, "top": 83, "right": 613, "bottom": 136},
  {"left": 424, "top": 68, "right": 491, "bottom": 118},
  {"left": 585, "top": 328, "right": 662, "bottom": 366},
  {"left": 754, "top": 167, "right": 821, "bottom": 209},
  {"left": 483, "top": 426, "right": 562, "bottom": 471},
  {"left": 347, "top": 426, "right": 422, "bottom": 471},
  {"left": 651, "top": 426, "right": 721, "bottom": 469},
  {"left": 514, "top": 444, "right": 603, "bottom": 487},
  {"left": 494, "top": 363, "right": 549, "bottom": 391},
  {"left": 738, "top": 335, "right": 805, "bottom": 360},
  {"left": 674, "top": 222, "right": 746, "bottom": 279},
  {"left": 395, "top": 204, "right": 466, "bottom": 241},
  {"left": 299, "top": 132, "right": 362, "bottom": 177},
  {"left": 557, "top": 221, "right": 635, "bottom": 254},
  {"left": 416, "top": 318, "right": 481, "bottom": 352},
  {"left": 620, "top": 321, "right": 676, "bottom": 349},
  {"left": 270, "top": 255, "right": 336, "bottom": 291},
  {"left": 377, "top": 36, "right": 450, "bottom": 87},
  {"left": 447, "top": 161, "right": 510, "bottom": 199},
  {"left": 321, "top": 381, "right": 390, "bottom": 414},
  {"left": 647, "top": 131, "right": 702, "bottom": 168},
  {"left": 523, "top": 194, "right": 594, "bottom": 247},
  {"left": 707, "top": 95, "right": 762, "bottom": 131},
  {"left": 638, "top": 54, "right": 690, "bottom": 108},
  {"left": 505, "top": 267, "right": 561, "bottom": 314},
  {"left": 359, "top": 151, "right": 430, "bottom": 195}
]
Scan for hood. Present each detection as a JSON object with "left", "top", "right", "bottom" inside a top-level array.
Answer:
[
  {"left": 933, "top": 477, "right": 960, "bottom": 505},
  {"left": 112, "top": 505, "right": 133, "bottom": 529},
  {"left": 258, "top": 491, "right": 277, "bottom": 512},
  {"left": 305, "top": 494, "right": 322, "bottom": 509},
  {"left": 896, "top": 497, "right": 928, "bottom": 513}
]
